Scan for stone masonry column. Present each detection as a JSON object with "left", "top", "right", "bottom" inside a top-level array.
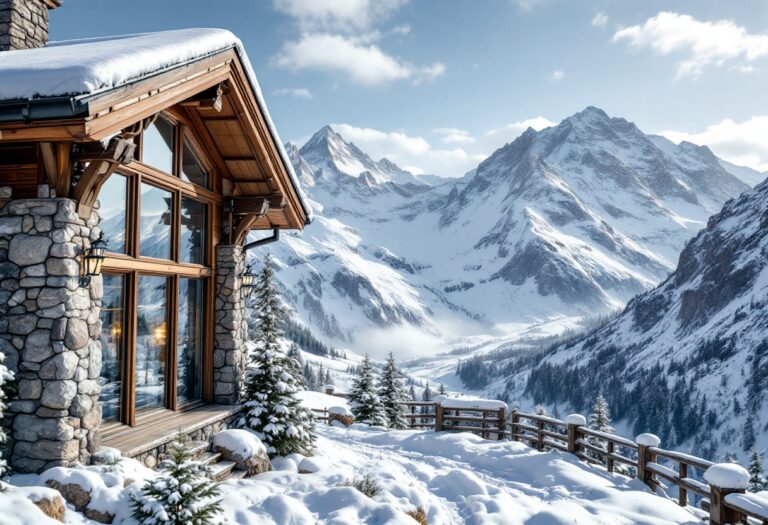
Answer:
[
  {"left": 0, "top": 0, "right": 54, "bottom": 52},
  {"left": 213, "top": 245, "right": 248, "bottom": 405},
  {"left": 0, "top": 198, "right": 103, "bottom": 473}
]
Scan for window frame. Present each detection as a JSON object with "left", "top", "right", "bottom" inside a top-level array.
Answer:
[{"left": 99, "top": 111, "right": 220, "bottom": 427}]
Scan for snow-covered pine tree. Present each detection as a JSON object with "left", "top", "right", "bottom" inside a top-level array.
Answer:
[
  {"left": 748, "top": 448, "right": 766, "bottom": 492},
  {"left": 324, "top": 369, "right": 332, "bottom": 386},
  {"left": 0, "top": 348, "right": 12, "bottom": 485},
  {"left": 588, "top": 393, "right": 614, "bottom": 465},
  {"left": 349, "top": 355, "right": 387, "bottom": 427},
  {"left": 409, "top": 384, "right": 417, "bottom": 402},
  {"left": 438, "top": 383, "right": 446, "bottom": 395},
  {"left": 287, "top": 343, "right": 303, "bottom": 365},
  {"left": 241, "top": 254, "right": 315, "bottom": 456},
  {"left": 378, "top": 352, "right": 409, "bottom": 430},
  {"left": 130, "top": 434, "right": 224, "bottom": 525}
]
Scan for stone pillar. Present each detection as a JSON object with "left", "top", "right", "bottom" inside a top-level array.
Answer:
[
  {"left": 0, "top": 199, "right": 103, "bottom": 473},
  {"left": 0, "top": 0, "right": 55, "bottom": 52},
  {"left": 213, "top": 245, "right": 248, "bottom": 405}
]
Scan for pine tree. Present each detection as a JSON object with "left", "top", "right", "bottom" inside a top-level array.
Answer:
[
  {"left": 588, "top": 393, "right": 614, "bottom": 465},
  {"left": 749, "top": 448, "right": 766, "bottom": 492},
  {"left": 130, "top": 434, "right": 224, "bottom": 525},
  {"left": 0, "top": 348, "right": 12, "bottom": 485},
  {"left": 589, "top": 393, "right": 614, "bottom": 434},
  {"left": 242, "top": 255, "right": 315, "bottom": 456},
  {"left": 378, "top": 353, "right": 409, "bottom": 430},
  {"left": 349, "top": 355, "right": 387, "bottom": 427},
  {"left": 743, "top": 414, "right": 756, "bottom": 451},
  {"left": 324, "top": 369, "right": 333, "bottom": 386},
  {"left": 409, "top": 384, "right": 417, "bottom": 402},
  {"left": 438, "top": 383, "right": 446, "bottom": 396}
]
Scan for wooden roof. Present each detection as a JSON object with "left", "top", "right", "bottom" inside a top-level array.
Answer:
[{"left": 0, "top": 47, "right": 310, "bottom": 231}]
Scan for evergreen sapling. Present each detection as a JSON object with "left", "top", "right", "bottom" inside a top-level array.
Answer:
[
  {"left": 242, "top": 255, "right": 316, "bottom": 456},
  {"left": 748, "top": 448, "right": 766, "bottom": 492},
  {"left": 378, "top": 352, "right": 410, "bottom": 429},
  {"left": 130, "top": 434, "right": 224, "bottom": 525},
  {"left": 349, "top": 355, "right": 387, "bottom": 427}
]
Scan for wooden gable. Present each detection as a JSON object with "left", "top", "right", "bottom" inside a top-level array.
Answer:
[{"left": 0, "top": 48, "right": 309, "bottom": 234}]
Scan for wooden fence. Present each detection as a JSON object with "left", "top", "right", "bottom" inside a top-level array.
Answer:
[{"left": 511, "top": 410, "right": 768, "bottom": 525}]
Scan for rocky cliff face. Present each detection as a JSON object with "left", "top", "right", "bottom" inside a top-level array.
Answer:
[{"left": 258, "top": 108, "right": 757, "bottom": 352}]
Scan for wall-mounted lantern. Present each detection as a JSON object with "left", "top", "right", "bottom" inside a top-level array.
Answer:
[
  {"left": 240, "top": 265, "right": 256, "bottom": 299},
  {"left": 80, "top": 232, "right": 108, "bottom": 288}
]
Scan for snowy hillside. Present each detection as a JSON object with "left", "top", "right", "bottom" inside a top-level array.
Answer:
[
  {"left": 481, "top": 177, "right": 768, "bottom": 462},
  {"left": 258, "top": 107, "right": 754, "bottom": 358},
  {"left": 4, "top": 423, "right": 703, "bottom": 525}
]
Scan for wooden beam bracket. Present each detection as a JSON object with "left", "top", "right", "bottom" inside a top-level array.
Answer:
[
  {"left": 180, "top": 83, "right": 225, "bottom": 112},
  {"left": 227, "top": 194, "right": 281, "bottom": 245},
  {"left": 72, "top": 137, "right": 136, "bottom": 218}
]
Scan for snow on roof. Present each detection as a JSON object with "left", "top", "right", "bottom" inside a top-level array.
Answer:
[{"left": 0, "top": 28, "right": 312, "bottom": 222}]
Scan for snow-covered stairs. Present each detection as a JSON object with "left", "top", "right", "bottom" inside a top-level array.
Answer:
[{"left": 184, "top": 440, "right": 248, "bottom": 481}]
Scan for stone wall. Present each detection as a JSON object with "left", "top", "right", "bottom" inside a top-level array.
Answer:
[
  {"left": 0, "top": 0, "right": 50, "bottom": 51},
  {"left": 212, "top": 245, "right": 248, "bottom": 405},
  {"left": 0, "top": 198, "right": 103, "bottom": 473}
]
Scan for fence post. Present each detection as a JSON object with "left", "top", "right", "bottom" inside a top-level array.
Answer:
[
  {"left": 511, "top": 410, "right": 520, "bottom": 441},
  {"left": 434, "top": 403, "right": 443, "bottom": 432},
  {"left": 565, "top": 414, "right": 586, "bottom": 456},
  {"left": 636, "top": 434, "right": 660, "bottom": 491},
  {"left": 677, "top": 463, "right": 688, "bottom": 507},
  {"left": 606, "top": 441, "right": 614, "bottom": 473},
  {"left": 536, "top": 418, "right": 545, "bottom": 451},
  {"left": 497, "top": 407, "right": 507, "bottom": 441},
  {"left": 704, "top": 463, "right": 749, "bottom": 525}
]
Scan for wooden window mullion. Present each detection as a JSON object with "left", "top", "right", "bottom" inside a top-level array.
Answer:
[{"left": 167, "top": 275, "right": 179, "bottom": 411}]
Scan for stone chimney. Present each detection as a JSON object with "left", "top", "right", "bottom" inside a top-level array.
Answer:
[{"left": 0, "top": 0, "right": 60, "bottom": 51}]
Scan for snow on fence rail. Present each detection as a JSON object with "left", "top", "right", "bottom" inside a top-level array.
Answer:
[{"left": 510, "top": 410, "right": 768, "bottom": 525}]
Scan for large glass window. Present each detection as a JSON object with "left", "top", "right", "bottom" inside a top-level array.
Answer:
[
  {"left": 99, "top": 174, "right": 128, "bottom": 254},
  {"left": 135, "top": 275, "right": 168, "bottom": 410},
  {"left": 98, "top": 274, "right": 125, "bottom": 420},
  {"left": 177, "top": 278, "right": 205, "bottom": 404},
  {"left": 180, "top": 198, "right": 207, "bottom": 265},
  {"left": 142, "top": 116, "right": 175, "bottom": 174},
  {"left": 181, "top": 138, "right": 209, "bottom": 188},
  {"left": 139, "top": 183, "right": 173, "bottom": 260}
]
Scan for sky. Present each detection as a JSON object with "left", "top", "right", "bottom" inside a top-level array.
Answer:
[{"left": 49, "top": 0, "right": 768, "bottom": 178}]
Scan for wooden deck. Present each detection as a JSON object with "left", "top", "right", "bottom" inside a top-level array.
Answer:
[{"left": 101, "top": 404, "right": 241, "bottom": 458}]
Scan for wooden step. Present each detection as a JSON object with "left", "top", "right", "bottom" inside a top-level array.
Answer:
[
  {"left": 184, "top": 440, "right": 210, "bottom": 460},
  {"left": 198, "top": 452, "right": 222, "bottom": 466},
  {"left": 226, "top": 469, "right": 248, "bottom": 481},
  {"left": 207, "top": 460, "right": 237, "bottom": 481}
]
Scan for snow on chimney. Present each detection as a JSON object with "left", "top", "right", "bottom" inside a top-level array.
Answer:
[{"left": 0, "top": 0, "right": 60, "bottom": 51}]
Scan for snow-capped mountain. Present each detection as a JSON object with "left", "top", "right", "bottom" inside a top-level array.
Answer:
[
  {"left": 261, "top": 109, "right": 753, "bottom": 355},
  {"left": 506, "top": 175, "right": 768, "bottom": 460}
]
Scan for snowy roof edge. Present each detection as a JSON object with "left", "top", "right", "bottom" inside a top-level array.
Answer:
[
  {"left": 0, "top": 30, "right": 312, "bottom": 224},
  {"left": 229, "top": 42, "right": 313, "bottom": 225}
]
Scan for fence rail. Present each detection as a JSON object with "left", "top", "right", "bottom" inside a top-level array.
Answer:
[
  {"left": 509, "top": 410, "right": 768, "bottom": 525},
  {"left": 320, "top": 387, "right": 768, "bottom": 524}
]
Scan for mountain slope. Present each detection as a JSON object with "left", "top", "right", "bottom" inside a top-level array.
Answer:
[
  {"left": 509, "top": 177, "right": 768, "bottom": 459},
  {"left": 259, "top": 109, "right": 753, "bottom": 356}
]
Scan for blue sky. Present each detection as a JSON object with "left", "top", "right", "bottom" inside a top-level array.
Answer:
[{"left": 50, "top": 1, "right": 768, "bottom": 177}]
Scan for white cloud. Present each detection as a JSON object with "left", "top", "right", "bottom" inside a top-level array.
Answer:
[
  {"left": 551, "top": 69, "right": 564, "bottom": 80},
  {"left": 591, "top": 12, "right": 608, "bottom": 27},
  {"left": 273, "top": 87, "right": 313, "bottom": 99},
  {"left": 274, "top": 33, "right": 412, "bottom": 85},
  {"left": 660, "top": 116, "right": 768, "bottom": 172},
  {"left": 433, "top": 127, "right": 475, "bottom": 144},
  {"left": 272, "top": 0, "right": 443, "bottom": 86},
  {"left": 613, "top": 11, "right": 768, "bottom": 78},
  {"left": 273, "top": 0, "right": 408, "bottom": 33},
  {"left": 484, "top": 116, "right": 556, "bottom": 146},
  {"left": 330, "top": 123, "right": 485, "bottom": 177},
  {"left": 513, "top": 0, "right": 543, "bottom": 11}
]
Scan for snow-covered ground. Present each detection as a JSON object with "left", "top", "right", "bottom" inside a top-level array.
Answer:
[{"left": 4, "top": 405, "right": 704, "bottom": 524}]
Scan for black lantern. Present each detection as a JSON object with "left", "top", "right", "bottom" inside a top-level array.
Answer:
[
  {"left": 241, "top": 265, "right": 256, "bottom": 299},
  {"left": 80, "top": 232, "right": 108, "bottom": 287}
]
